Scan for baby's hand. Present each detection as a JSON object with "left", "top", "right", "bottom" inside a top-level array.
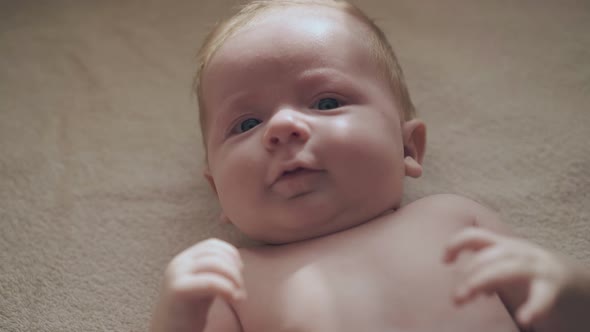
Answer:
[
  {"left": 150, "top": 238, "right": 246, "bottom": 332},
  {"left": 443, "top": 227, "right": 568, "bottom": 328}
]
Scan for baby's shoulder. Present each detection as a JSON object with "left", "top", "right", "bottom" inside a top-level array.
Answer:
[{"left": 402, "top": 194, "right": 511, "bottom": 233}]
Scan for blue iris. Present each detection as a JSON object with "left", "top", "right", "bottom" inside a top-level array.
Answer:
[
  {"left": 239, "top": 118, "right": 261, "bottom": 133},
  {"left": 316, "top": 98, "right": 341, "bottom": 110}
]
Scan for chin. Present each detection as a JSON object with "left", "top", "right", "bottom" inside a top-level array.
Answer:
[{"left": 249, "top": 215, "right": 368, "bottom": 246}]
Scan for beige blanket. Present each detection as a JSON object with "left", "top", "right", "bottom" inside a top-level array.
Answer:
[{"left": 1, "top": 1, "right": 588, "bottom": 331}]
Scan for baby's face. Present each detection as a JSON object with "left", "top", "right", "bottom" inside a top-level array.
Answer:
[{"left": 201, "top": 6, "right": 416, "bottom": 244}]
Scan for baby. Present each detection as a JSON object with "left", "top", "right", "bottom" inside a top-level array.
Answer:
[{"left": 150, "top": 1, "right": 590, "bottom": 331}]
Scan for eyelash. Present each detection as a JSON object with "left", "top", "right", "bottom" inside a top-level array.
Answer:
[{"left": 226, "top": 115, "right": 260, "bottom": 137}]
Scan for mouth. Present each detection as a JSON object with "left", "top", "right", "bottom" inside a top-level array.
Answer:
[
  {"left": 270, "top": 162, "right": 322, "bottom": 186},
  {"left": 271, "top": 165, "right": 323, "bottom": 198},
  {"left": 281, "top": 167, "right": 308, "bottom": 178}
]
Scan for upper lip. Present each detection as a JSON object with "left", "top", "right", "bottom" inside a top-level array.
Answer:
[{"left": 269, "top": 160, "right": 320, "bottom": 185}]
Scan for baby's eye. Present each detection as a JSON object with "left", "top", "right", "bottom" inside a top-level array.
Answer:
[
  {"left": 315, "top": 98, "right": 341, "bottom": 110},
  {"left": 237, "top": 118, "right": 261, "bottom": 133}
]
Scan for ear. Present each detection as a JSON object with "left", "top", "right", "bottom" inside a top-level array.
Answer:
[
  {"left": 203, "top": 168, "right": 218, "bottom": 196},
  {"left": 203, "top": 169, "right": 232, "bottom": 224},
  {"left": 402, "top": 119, "right": 426, "bottom": 178}
]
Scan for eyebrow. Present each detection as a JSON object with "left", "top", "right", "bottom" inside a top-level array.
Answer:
[
  {"left": 295, "top": 68, "right": 364, "bottom": 104},
  {"left": 296, "top": 68, "right": 354, "bottom": 90},
  {"left": 212, "top": 90, "right": 252, "bottom": 128}
]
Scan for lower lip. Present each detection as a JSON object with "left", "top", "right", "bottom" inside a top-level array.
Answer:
[{"left": 272, "top": 169, "right": 323, "bottom": 197}]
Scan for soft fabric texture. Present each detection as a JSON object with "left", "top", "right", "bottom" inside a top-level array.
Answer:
[{"left": 1, "top": 1, "right": 588, "bottom": 331}]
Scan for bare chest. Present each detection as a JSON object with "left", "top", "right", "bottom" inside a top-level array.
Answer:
[{"left": 235, "top": 214, "right": 519, "bottom": 332}]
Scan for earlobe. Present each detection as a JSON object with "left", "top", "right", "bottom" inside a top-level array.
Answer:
[
  {"left": 203, "top": 169, "right": 232, "bottom": 224},
  {"left": 203, "top": 168, "right": 218, "bottom": 196},
  {"left": 402, "top": 119, "right": 426, "bottom": 178},
  {"left": 219, "top": 212, "right": 232, "bottom": 224}
]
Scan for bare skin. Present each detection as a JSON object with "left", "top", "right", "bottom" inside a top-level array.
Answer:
[
  {"left": 229, "top": 195, "right": 521, "bottom": 332},
  {"left": 446, "top": 226, "right": 590, "bottom": 332},
  {"left": 153, "top": 195, "right": 521, "bottom": 332},
  {"left": 152, "top": 194, "right": 590, "bottom": 332},
  {"left": 150, "top": 3, "right": 590, "bottom": 332}
]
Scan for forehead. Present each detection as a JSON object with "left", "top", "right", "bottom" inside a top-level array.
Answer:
[
  {"left": 225, "top": 5, "right": 370, "bottom": 55},
  {"left": 239, "top": 5, "right": 364, "bottom": 49},
  {"left": 201, "top": 5, "right": 379, "bottom": 97}
]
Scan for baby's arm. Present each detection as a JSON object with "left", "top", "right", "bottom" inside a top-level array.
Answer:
[
  {"left": 150, "top": 238, "right": 245, "bottom": 332},
  {"left": 444, "top": 224, "right": 590, "bottom": 332}
]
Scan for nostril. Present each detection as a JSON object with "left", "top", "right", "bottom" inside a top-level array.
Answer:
[{"left": 266, "top": 129, "right": 305, "bottom": 147}]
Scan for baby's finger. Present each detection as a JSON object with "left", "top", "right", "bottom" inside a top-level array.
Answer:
[
  {"left": 190, "top": 248, "right": 244, "bottom": 273},
  {"left": 454, "top": 260, "right": 530, "bottom": 304},
  {"left": 463, "top": 246, "right": 509, "bottom": 277},
  {"left": 189, "top": 256, "right": 245, "bottom": 289},
  {"left": 189, "top": 238, "right": 243, "bottom": 267},
  {"left": 516, "top": 281, "right": 556, "bottom": 327},
  {"left": 173, "top": 273, "right": 246, "bottom": 303},
  {"left": 444, "top": 228, "right": 499, "bottom": 264}
]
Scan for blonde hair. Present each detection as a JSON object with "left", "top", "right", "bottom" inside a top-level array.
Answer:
[{"left": 194, "top": 0, "right": 415, "bottom": 149}]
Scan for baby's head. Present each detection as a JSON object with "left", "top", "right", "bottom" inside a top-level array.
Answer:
[
  {"left": 195, "top": 0, "right": 426, "bottom": 244},
  {"left": 196, "top": 0, "right": 416, "bottom": 144}
]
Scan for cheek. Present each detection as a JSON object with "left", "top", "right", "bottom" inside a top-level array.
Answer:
[
  {"left": 318, "top": 113, "right": 405, "bottom": 193},
  {"left": 321, "top": 112, "right": 403, "bottom": 159},
  {"left": 211, "top": 141, "right": 266, "bottom": 205}
]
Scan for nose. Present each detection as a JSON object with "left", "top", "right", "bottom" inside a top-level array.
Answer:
[{"left": 263, "top": 108, "right": 310, "bottom": 150}]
